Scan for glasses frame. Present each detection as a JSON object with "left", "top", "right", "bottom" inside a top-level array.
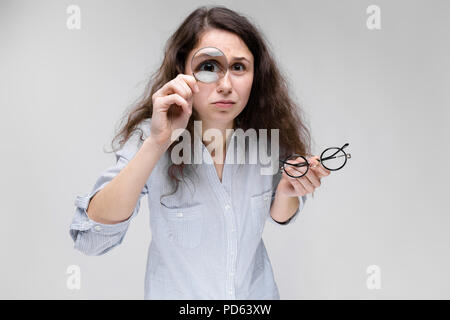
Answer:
[{"left": 279, "top": 143, "right": 351, "bottom": 178}]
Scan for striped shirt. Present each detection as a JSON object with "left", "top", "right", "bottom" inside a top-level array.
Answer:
[{"left": 69, "top": 118, "right": 307, "bottom": 299}]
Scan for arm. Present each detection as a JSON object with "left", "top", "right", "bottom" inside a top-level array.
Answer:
[
  {"left": 270, "top": 191, "right": 300, "bottom": 224},
  {"left": 70, "top": 73, "right": 197, "bottom": 255},
  {"left": 267, "top": 154, "right": 328, "bottom": 226},
  {"left": 69, "top": 119, "right": 170, "bottom": 256},
  {"left": 86, "top": 136, "right": 168, "bottom": 224},
  {"left": 267, "top": 169, "right": 307, "bottom": 226}
]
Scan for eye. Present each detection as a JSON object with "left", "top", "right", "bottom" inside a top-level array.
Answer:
[
  {"left": 231, "top": 63, "right": 246, "bottom": 72},
  {"left": 197, "top": 60, "right": 221, "bottom": 73}
]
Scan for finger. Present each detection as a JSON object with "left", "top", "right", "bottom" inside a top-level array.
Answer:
[
  {"left": 174, "top": 78, "right": 191, "bottom": 100},
  {"left": 284, "top": 169, "right": 306, "bottom": 194},
  {"left": 177, "top": 74, "right": 199, "bottom": 94},
  {"left": 296, "top": 171, "right": 315, "bottom": 194},
  {"left": 157, "top": 93, "right": 191, "bottom": 116},
  {"left": 308, "top": 156, "right": 330, "bottom": 177},
  {"left": 285, "top": 156, "right": 308, "bottom": 176},
  {"left": 311, "top": 166, "right": 330, "bottom": 178},
  {"left": 290, "top": 178, "right": 306, "bottom": 195},
  {"left": 287, "top": 164, "right": 306, "bottom": 177},
  {"left": 303, "top": 167, "right": 321, "bottom": 188},
  {"left": 158, "top": 78, "right": 192, "bottom": 101},
  {"left": 175, "top": 77, "right": 195, "bottom": 100}
]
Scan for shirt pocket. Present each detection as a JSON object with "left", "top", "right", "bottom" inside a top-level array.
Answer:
[
  {"left": 250, "top": 189, "right": 273, "bottom": 237},
  {"left": 161, "top": 203, "right": 205, "bottom": 249}
]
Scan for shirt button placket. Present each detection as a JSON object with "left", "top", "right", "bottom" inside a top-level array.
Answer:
[{"left": 225, "top": 202, "right": 237, "bottom": 299}]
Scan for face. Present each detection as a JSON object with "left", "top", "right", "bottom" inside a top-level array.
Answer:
[{"left": 185, "top": 29, "right": 254, "bottom": 129}]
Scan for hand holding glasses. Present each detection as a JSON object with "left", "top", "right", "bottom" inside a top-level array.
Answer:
[{"left": 279, "top": 143, "right": 352, "bottom": 178}]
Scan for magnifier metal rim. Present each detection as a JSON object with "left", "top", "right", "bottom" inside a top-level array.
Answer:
[{"left": 190, "top": 46, "right": 227, "bottom": 82}]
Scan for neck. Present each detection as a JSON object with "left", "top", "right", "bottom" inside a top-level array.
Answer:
[{"left": 199, "top": 119, "right": 235, "bottom": 159}]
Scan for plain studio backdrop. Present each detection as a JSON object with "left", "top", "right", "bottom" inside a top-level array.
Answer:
[{"left": 0, "top": 0, "right": 448, "bottom": 299}]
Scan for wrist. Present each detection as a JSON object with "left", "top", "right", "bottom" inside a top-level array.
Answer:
[
  {"left": 275, "top": 187, "right": 303, "bottom": 200},
  {"left": 143, "top": 136, "right": 171, "bottom": 155}
]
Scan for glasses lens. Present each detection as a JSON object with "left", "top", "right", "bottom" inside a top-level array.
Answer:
[
  {"left": 191, "top": 47, "right": 228, "bottom": 83},
  {"left": 320, "top": 148, "right": 347, "bottom": 171},
  {"left": 284, "top": 154, "right": 308, "bottom": 178}
]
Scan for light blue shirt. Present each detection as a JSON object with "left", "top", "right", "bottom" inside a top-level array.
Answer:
[{"left": 69, "top": 119, "right": 307, "bottom": 299}]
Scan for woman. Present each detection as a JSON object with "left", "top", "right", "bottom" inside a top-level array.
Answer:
[{"left": 69, "top": 5, "right": 330, "bottom": 299}]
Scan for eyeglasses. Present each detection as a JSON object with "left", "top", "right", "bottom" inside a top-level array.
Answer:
[{"left": 279, "top": 143, "right": 352, "bottom": 178}]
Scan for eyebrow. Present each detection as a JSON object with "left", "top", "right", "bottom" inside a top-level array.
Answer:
[{"left": 231, "top": 57, "right": 251, "bottom": 63}]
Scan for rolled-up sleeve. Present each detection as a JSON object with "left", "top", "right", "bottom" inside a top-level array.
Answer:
[
  {"left": 267, "top": 170, "right": 307, "bottom": 226},
  {"left": 70, "top": 120, "right": 150, "bottom": 255}
]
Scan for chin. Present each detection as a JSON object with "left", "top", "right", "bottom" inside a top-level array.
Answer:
[{"left": 209, "top": 112, "right": 236, "bottom": 123}]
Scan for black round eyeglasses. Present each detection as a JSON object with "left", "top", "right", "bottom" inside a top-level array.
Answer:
[{"left": 279, "top": 143, "right": 352, "bottom": 178}]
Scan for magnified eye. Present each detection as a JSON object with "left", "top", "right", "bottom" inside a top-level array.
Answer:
[{"left": 197, "top": 60, "right": 221, "bottom": 73}]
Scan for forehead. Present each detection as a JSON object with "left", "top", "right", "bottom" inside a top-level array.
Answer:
[{"left": 190, "top": 29, "right": 253, "bottom": 62}]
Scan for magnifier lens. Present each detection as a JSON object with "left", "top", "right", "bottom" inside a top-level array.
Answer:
[{"left": 191, "top": 47, "right": 228, "bottom": 83}]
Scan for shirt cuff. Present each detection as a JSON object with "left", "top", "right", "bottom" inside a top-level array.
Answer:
[{"left": 69, "top": 185, "right": 140, "bottom": 241}]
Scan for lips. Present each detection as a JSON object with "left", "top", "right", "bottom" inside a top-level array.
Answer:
[
  {"left": 213, "top": 100, "right": 235, "bottom": 104},
  {"left": 213, "top": 100, "right": 235, "bottom": 108}
]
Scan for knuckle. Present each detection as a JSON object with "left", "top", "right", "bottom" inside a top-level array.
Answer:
[
  {"left": 179, "top": 82, "right": 191, "bottom": 97},
  {"left": 173, "top": 79, "right": 181, "bottom": 90}
]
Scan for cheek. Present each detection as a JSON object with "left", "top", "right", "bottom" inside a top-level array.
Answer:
[
  {"left": 236, "top": 76, "right": 254, "bottom": 99},
  {"left": 193, "top": 89, "right": 210, "bottom": 111}
]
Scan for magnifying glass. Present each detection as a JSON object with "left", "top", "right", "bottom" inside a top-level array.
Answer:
[{"left": 190, "top": 46, "right": 229, "bottom": 84}]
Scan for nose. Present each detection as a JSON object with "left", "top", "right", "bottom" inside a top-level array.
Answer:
[{"left": 216, "top": 70, "right": 232, "bottom": 94}]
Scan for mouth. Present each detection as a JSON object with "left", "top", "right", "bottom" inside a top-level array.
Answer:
[{"left": 213, "top": 100, "right": 235, "bottom": 108}]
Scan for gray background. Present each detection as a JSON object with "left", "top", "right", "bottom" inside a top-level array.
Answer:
[{"left": 1, "top": 0, "right": 448, "bottom": 299}]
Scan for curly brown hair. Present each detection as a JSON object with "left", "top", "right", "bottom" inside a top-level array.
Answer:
[{"left": 109, "top": 5, "right": 312, "bottom": 194}]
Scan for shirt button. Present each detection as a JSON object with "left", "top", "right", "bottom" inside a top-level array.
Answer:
[
  {"left": 224, "top": 204, "right": 231, "bottom": 210},
  {"left": 176, "top": 212, "right": 183, "bottom": 217},
  {"left": 228, "top": 290, "right": 233, "bottom": 295},
  {"left": 94, "top": 225, "right": 102, "bottom": 231},
  {"left": 264, "top": 194, "right": 271, "bottom": 201},
  {"left": 230, "top": 272, "right": 235, "bottom": 277}
]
